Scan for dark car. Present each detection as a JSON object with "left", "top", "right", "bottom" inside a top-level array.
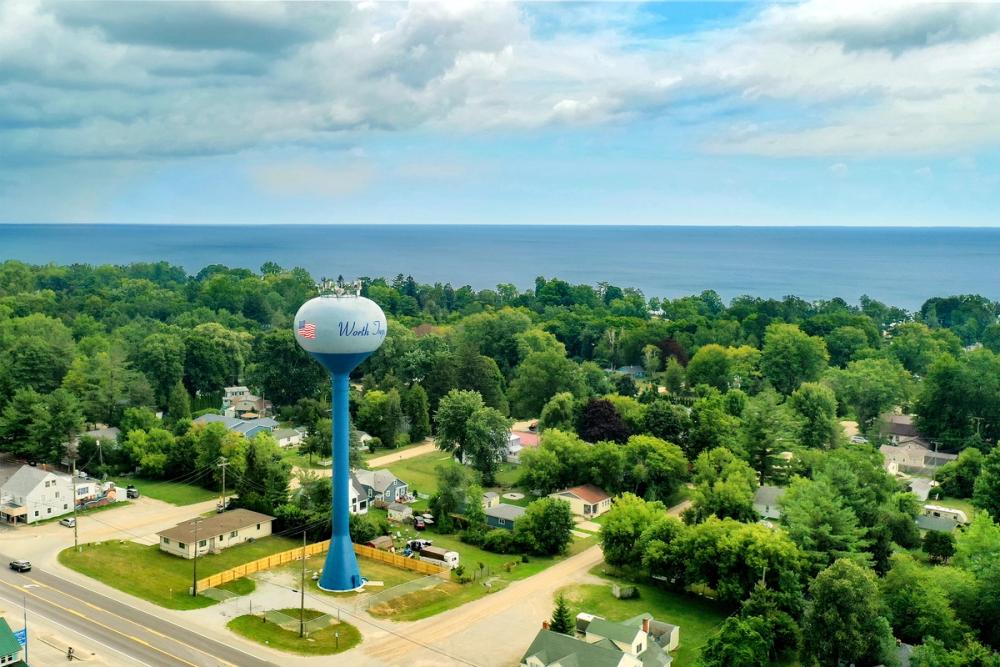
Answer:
[
  {"left": 126, "top": 485, "right": 140, "bottom": 499},
  {"left": 414, "top": 517, "right": 426, "bottom": 531},
  {"left": 9, "top": 560, "right": 31, "bottom": 573}
]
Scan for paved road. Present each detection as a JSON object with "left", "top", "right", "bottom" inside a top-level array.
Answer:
[{"left": 0, "top": 556, "right": 278, "bottom": 667}]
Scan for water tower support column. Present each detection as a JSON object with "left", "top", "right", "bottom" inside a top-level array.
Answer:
[{"left": 320, "top": 371, "right": 361, "bottom": 592}]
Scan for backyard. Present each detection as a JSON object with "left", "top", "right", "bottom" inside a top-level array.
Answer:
[
  {"left": 375, "top": 449, "right": 523, "bottom": 498},
  {"left": 111, "top": 476, "right": 219, "bottom": 506},
  {"left": 59, "top": 535, "right": 300, "bottom": 609},
  {"left": 558, "top": 567, "right": 733, "bottom": 666}
]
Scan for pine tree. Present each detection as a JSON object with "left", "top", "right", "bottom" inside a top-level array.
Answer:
[
  {"left": 166, "top": 380, "right": 191, "bottom": 422},
  {"left": 550, "top": 594, "right": 574, "bottom": 635}
]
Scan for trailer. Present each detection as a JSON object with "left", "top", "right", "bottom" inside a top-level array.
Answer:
[{"left": 417, "top": 545, "right": 459, "bottom": 569}]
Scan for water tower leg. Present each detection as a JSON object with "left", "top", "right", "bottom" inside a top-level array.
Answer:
[{"left": 318, "top": 372, "right": 363, "bottom": 592}]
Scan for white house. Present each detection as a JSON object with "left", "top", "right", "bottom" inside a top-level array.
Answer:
[
  {"left": 0, "top": 466, "right": 118, "bottom": 525},
  {"left": 272, "top": 428, "right": 305, "bottom": 448},
  {"left": 157, "top": 509, "right": 274, "bottom": 559},
  {"left": 549, "top": 484, "right": 613, "bottom": 519},
  {"left": 222, "top": 386, "right": 272, "bottom": 418},
  {"left": 349, "top": 474, "right": 369, "bottom": 515}
]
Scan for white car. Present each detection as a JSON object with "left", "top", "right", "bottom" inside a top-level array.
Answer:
[{"left": 59, "top": 517, "right": 76, "bottom": 528}]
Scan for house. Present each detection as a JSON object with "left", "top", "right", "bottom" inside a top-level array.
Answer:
[
  {"left": 0, "top": 617, "right": 26, "bottom": 667},
  {"left": 506, "top": 433, "right": 524, "bottom": 463},
  {"left": 272, "top": 428, "right": 305, "bottom": 448},
  {"left": 192, "top": 414, "right": 280, "bottom": 440},
  {"left": 916, "top": 504, "right": 969, "bottom": 533},
  {"left": 880, "top": 440, "right": 957, "bottom": 476},
  {"left": 881, "top": 414, "right": 920, "bottom": 441},
  {"left": 157, "top": 509, "right": 274, "bottom": 559},
  {"left": 482, "top": 491, "right": 500, "bottom": 509},
  {"left": 0, "top": 466, "right": 117, "bottom": 525},
  {"left": 349, "top": 474, "right": 369, "bottom": 515},
  {"left": 615, "top": 365, "right": 648, "bottom": 379},
  {"left": 486, "top": 503, "right": 526, "bottom": 531},
  {"left": 83, "top": 425, "right": 121, "bottom": 444},
  {"left": 522, "top": 612, "right": 675, "bottom": 667},
  {"left": 222, "top": 386, "right": 272, "bottom": 418},
  {"left": 753, "top": 485, "right": 786, "bottom": 520},
  {"left": 354, "top": 469, "right": 408, "bottom": 504},
  {"left": 549, "top": 484, "right": 613, "bottom": 519},
  {"left": 387, "top": 503, "right": 412, "bottom": 523}
]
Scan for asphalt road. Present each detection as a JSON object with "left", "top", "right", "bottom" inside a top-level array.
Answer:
[{"left": 0, "top": 554, "right": 278, "bottom": 667}]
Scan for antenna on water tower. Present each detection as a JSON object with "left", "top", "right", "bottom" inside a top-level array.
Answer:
[{"left": 294, "top": 277, "right": 386, "bottom": 592}]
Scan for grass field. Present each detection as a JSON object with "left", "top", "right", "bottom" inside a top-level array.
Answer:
[
  {"left": 379, "top": 450, "right": 459, "bottom": 496},
  {"left": 59, "top": 536, "right": 300, "bottom": 610},
  {"left": 559, "top": 569, "right": 733, "bottom": 665},
  {"left": 111, "top": 476, "right": 218, "bottom": 506},
  {"left": 365, "top": 530, "right": 598, "bottom": 621},
  {"left": 227, "top": 608, "right": 361, "bottom": 656},
  {"left": 274, "top": 552, "right": 425, "bottom": 597}
]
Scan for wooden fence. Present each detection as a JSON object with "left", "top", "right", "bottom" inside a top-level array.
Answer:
[{"left": 196, "top": 540, "right": 445, "bottom": 590}]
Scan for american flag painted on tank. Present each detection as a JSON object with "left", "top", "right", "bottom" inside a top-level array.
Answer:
[{"left": 297, "top": 320, "right": 316, "bottom": 339}]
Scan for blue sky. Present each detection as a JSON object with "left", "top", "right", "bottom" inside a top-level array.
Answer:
[{"left": 1, "top": 1, "right": 999, "bottom": 226}]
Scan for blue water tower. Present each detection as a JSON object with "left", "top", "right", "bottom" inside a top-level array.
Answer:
[{"left": 294, "top": 280, "right": 386, "bottom": 591}]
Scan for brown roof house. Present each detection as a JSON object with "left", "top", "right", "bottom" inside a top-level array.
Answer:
[
  {"left": 549, "top": 484, "right": 612, "bottom": 519},
  {"left": 157, "top": 509, "right": 274, "bottom": 559}
]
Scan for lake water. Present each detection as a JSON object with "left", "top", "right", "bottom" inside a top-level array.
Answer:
[{"left": 2, "top": 224, "right": 998, "bottom": 310}]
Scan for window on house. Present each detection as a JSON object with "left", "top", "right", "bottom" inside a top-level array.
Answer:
[
  {"left": 198, "top": 539, "right": 206, "bottom": 547},
  {"left": 257, "top": 523, "right": 261, "bottom": 530},
  {"left": 218, "top": 535, "right": 223, "bottom": 541},
  {"left": 179, "top": 542, "right": 186, "bottom": 549},
  {"left": 47, "top": 508, "right": 51, "bottom": 514},
  {"left": 231, "top": 531, "right": 238, "bottom": 537},
  {"left": 163, "top": 538, "right": 170, "bottom": 545},
  {"left": 34, "top": 511, "right": 38, "bottom": 517},
  {"left": 55, "top": 491, "right": 59, "bottom": 497},
  {"left": 63, "top": 504, "right": 68, "bottom": 510}
]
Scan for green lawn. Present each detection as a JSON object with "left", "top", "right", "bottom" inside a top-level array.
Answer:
[
  {"left": 274, "top": 552, "right": 424, "bottom": 597},
  {"left": 361, "top": 439, "right": 431, "bottom": 463},
  {"left": 32, "top": 499, "right": 132, "bottom": 526},
  {"left": 59, "top": 536, "right": 300, "bottom": 610},
  {"left": 227, "top": 609, "right": 361, "bottom": 656},
  {"left": 559, "top": 568, "right": 733, "bottom": 666},
  {"left": 281, "top": 447, "right": 329, "bottom": 470},
  {"left": 111, "top": 477, "right": 219, "bottom": 506},
  {"left": 929, "top": 496, "right": 976, "bottom": 516},
  {"left": 379, "top": 450, "right": 460, "bottom": 496},
  {"left": 365, "top": 528, "right": 597, "bottom": 621}
]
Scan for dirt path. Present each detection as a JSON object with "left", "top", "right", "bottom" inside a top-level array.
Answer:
[
  {"left": 353, "top": 544, "right": 605, "bottom": 666},
  {"left": 365, "top": 441, "right": 438, "bottom": 468}
]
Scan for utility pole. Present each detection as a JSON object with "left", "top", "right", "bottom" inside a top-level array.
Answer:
[
  {"left": 299, "top": 530, "right": 306, "bottom": 638},
  {"left": 191, "top": 518, "right": 203, "bottom": 596},
  {"left": 218, "top": 457, "right": 228, "bottom": 511},
  {"left": 70, "top": 454, "right": 79, "bottom": 551}
]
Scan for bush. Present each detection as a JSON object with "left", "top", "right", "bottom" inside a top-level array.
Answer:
[
  {"left": 395, "top": 433, "right": 411, "bottom": 448},
  {"left": 481, "top": 529, "right": 517, "bottom": 554},
  {"left": 459, "top": 528, "right": 486, "bottom": 546},
  {"left": 367, "top": 436, "right": 383, "bottom": 451}
]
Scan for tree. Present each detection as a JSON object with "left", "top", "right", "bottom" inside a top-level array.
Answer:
[
  {"left": 915, "top": 350, "right": 1000, "bottom": 445},
  {"left": 622, "top": 435, "right": 688, "bottom": 501},
  {"left": 508, "top": 350, "right": 584, "bottom": 418},
  {"left": 663, "top": 357, "right": 685, "bottom": 394},
  {"left": 464, "top": 483, "right": 487, "bottom": 531},
  {"left": 824, "top": 325, "right": 871, "bottom": 367},
  {"left": 165, "top": 380, "right": 191, "bottom": 423},
  {"left": 246, "top": 329, "right": 327, "bottom": 406},
  {"left": 0, "top": 387, "right": 41, "bottom": 457},
  {"left": 516, "top": 497, "right": 574, "bottom": 555},
  {"left": 429, "top": 464, "right": 468, "bottom": 533},
  {"left": 801, "top": 559, "right": 897, "bottom": 667},
  {"left": 741, "top": 389, "right": 798, "bottom": 484},
  {"left": 697, "top": 617, "right": 770, "bottom": 667},
  {"left": 578, "top": 398, "right": 629, "bottom": 444},
  {"left": 27, "top": 389, "right": 85, "bottom": 464},
  {"left": 740, "top": 583, "right": 802, "bottom": 660},
  {"left": 788, "top": 382, "right": 840, "bottom": 450},
  {"left": 686, "top": 344, "right": 733, "bottom": 391},
  {"left": 599, "top": 493, "right": 666, "bottom": 567},
  {"left": 183, "top": 323, "right": 251, "bottom": 395},
  {"left": 550, "top": 594, "right": 574, "bottom": 635},
  {"left": 888, "top": 322, "right": 962, "bottom": 376},
  {"left": 464, "top": 406, "right": 513, "bottom": 485},
  {"left": 760, "top": 323, "right": 829, "bottom": 395},
  {"left": 402, "top": 384, "right": 431, "bottom": 442},
  {"left": 935, "top": 448, "right": 984, "bottom": 499},
  {"left": 643, "top": 399, "right": 690, "bottom": 444},
  {"left": 540, "top": 392, "right": 576, "bottom": 432},
  {"left": 642, "top": 344, "right": 661, "bottom": 376},
  {"left": 435, "top": 390, "right": 486, "bottom": 460},
  {"left": 133, "top": 332, "right": 186, "bottom": 405},
  {"left": 923, "top": 531, "right": 957, "bottom": 564},
  {"left": 882, "top": 554, "right": 964, "bottom": 647},
  {"left": 780, "top": 477, "right": 869, "bottom": 575},
  {"left": 685, "top": 447, "right": 758, "bottom": 524},
  {"left": 687, "top": 390, "right": 740, "bottom": 458},
  {"left": 828, "top": 358, "right": 912, "bottom": 431},
  {"left": 953, "top": 511, "right": 1000, "bottom": 579},
  {"left": 456, "top": 346, "right": 508, "bottom": 414},
  {"left": 357, "top": 389, "right": 403, "bottom": 449},
  {"left": 973, "top": 446, "right": 1000, "bottom": 519}
]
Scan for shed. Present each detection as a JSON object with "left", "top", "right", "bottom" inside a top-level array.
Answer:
[
  {"left": 387, "top": 503, "right": 413, "bottom": 523},
  {"left": 366, "top": 535, "right": 395, "bottom": 551}
]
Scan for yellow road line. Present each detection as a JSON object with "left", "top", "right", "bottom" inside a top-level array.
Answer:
[{"left": 0, "top": 578, "right": 202, "bottom": 667}]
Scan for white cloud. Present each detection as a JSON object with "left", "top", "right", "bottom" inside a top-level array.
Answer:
[{"left": 249, "top": 160, "right": 375, "bottom": 198}]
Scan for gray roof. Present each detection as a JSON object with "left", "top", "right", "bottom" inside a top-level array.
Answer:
[
  {"left": 350, "top": 474, "right": 367, "bottom": 498},
  {"left": 387, "top": 503, "right": 411, "bottom": 512},
  {"left": 521, "top": 629, "right": 631, "bottom": 667},
  {"left": 485, "top": 503, "right": 526, "bottom": 521},
  {"left": 193, "top": 414, "right": 243, "bottom": 429},
  {"left": 1, "top": 466, "right": 60, "bottom": 498},
  {"left": 84, "top": 426, "right": 120, "bottom": 441},
  {"left": 753, "top": 485, "right": 786, "bottom": 519},
  {"left": 354, "top": 469, "right": 405, "bottom": 494},
  {"left": 483, "top": 491, "right": 499, "bottom": 499},
  {"left": 586, "top": 617, "right": 642, "bottom": 644},
  {"left": 916, "top": 515, "right": 962, "bottom": 533}
]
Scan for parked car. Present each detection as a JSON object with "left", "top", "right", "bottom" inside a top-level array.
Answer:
[
  {"left": 126, "top": 485, "right": 140, "bottom": 499},
  {"left": 216, "top": 501, "right": 231, "bottom": 513},
  {"left": 59, "top": 517, "right": 76, "bottom": 528},
  {"left": 414, "top": 517, "right": 426, "bottom": 531},
  {"left": 9, "top": 560, "right": 31, "bottom": 573}
]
